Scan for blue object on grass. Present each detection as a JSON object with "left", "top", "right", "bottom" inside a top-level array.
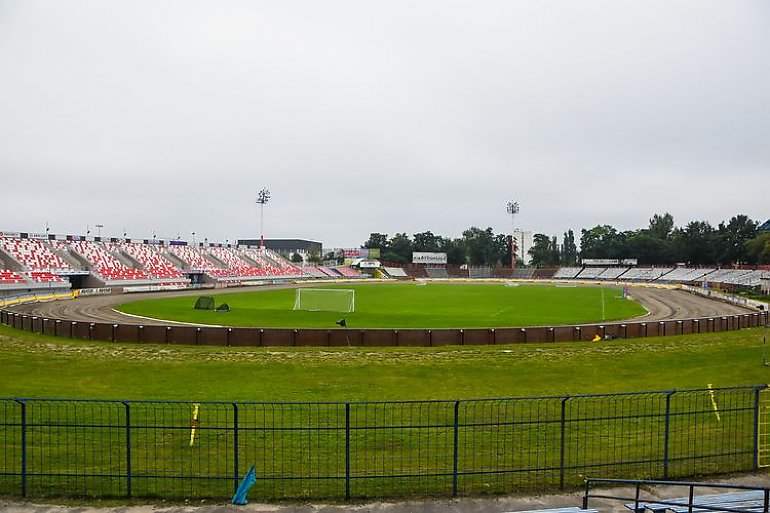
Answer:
[{"left": 231, "top": 465, "right": 257, "bottom": 505}]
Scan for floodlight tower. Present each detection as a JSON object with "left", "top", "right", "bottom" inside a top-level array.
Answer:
[
  {"left": 506, "top": 201, "right": 519, "bottom": 270},
  {"left": 256, "top": 188, "right": 271, "bottom": 250}
]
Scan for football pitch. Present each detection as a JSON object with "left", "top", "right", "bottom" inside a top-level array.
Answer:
[{"left": 116, "top": 282, "right": 647, "bottom": 328}]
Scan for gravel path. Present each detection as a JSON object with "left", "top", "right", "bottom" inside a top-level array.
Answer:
[{"left": 3, "top": 473, "right": 770, "bottom": 513}]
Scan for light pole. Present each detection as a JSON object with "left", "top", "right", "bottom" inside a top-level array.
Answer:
[
  {"left": 256, "top": 188, "right": 271, "bottom": 250},
  {"left": 95, "top": 224, "right": 104, "bottom": 238},
  {"left": 506, "top": 201, "right": 519, "bottom": 270}
]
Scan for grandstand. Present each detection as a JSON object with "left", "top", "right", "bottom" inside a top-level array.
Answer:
[
  {"left": 2, "top": 230, "right": 768, "bottom": 297},
  {"left": 0, "top": 231, "right": 343, "bottom": 295}
]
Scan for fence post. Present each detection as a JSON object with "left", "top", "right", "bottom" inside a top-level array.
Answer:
[
  {"left": 233, "top": 403, "right": 239, "bottom": 495},
  {"left": 453, "top": 400, "right": 460, "bottom": 497},
  {"left": 663, "top": 391, "right": 674, "bottom": 479},
  {"left": 123, "top": 401, "right": 131, "bottom": 498},
  {"left": 345, "top": 403, "right": 351, "bottom": 500},
  {"left": 560, "top": 396, "right": 570, "bottom": 490},
  {"left": 15, "top": 399, "right": 27, "bottom": 498},
  {"left": 754, "top": 386, "right": 764, "bottom": 471}
]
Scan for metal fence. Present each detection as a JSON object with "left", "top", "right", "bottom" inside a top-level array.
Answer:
[{"left": 0, "top": 386, "right": 767, "bottom": 501}]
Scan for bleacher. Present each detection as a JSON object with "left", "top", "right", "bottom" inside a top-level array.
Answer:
[
  {"left": 302, "top": 266, "right": 329, "bottom": 278},
  {"left": 659, "top": 267, "right": 715, "bottom": 284},
  {"left": 58, "top": 240, "right": 150, "bottom": 282},
  {"left": 205, "top": 246, "right": 267, "bottom": 278},
  {"left": 553, "top": 267, "right": 582, "bottom": 279},
  {"left": 382, "top": 266, "right": 409, "bottom": 278},
  {"left": 511, "top": 268, "right": 536, "bottom": 279},
  {"left": 597, "top": 267, "right": 629, "bottom": 280},
  {"left": 240, "top": 247, "right": 302, "bottom": 277},
  {"left": 113, "top": 242, "right": 186, "bottom": 281},
  {"left": 468, "top": 266, "right": 492, "bottom": 278},
  {"left": 0, "top": 237, "right": 72, "bottom": 273},
  {"left": 166, "top": 245, "right": 215, "bottom": 271},
  {"left": 333, "top": 266, "right": 362, "bottom": 278},
  {"left": 618, "top": 267, "right": 674, "bottom": 282},
  {"left": 577, "top": 267, "right": 606, "bottom": 280},
  {"left": 425, "top": 267, "right": 449, "bottom": 279},
  {"left": 0, "top": 269, "right": 27, "bottom": 285}
]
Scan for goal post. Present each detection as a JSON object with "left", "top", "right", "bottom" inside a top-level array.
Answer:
[{"left": 293, "top": 288, "right": 355, "bottom": 313}]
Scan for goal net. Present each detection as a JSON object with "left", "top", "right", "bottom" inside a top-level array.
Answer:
[{"left": 293, "top": 288, "right": 355, "bottom": 313}]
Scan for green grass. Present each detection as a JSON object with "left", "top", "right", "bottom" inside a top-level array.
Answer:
[
  {"left": 1, "top": 324, "right": 768, "bottom": 501},
  {"left": 115, "top": 282, "right": 646, "bottom": 328},
  {"left": 1, "top": 323, "right": 768, "bottom": 401}
]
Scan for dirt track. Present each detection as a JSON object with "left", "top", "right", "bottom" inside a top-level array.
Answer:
[{"left": 7, "top": 284, "right": 756, "bottom": 326}]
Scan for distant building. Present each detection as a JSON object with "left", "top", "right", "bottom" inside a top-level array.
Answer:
[
  {"left": 759, "top": 219, "right": 770, "bottom": 233},
  {"left": 513, "top": 229, "right": 534, "bottom": 266},
  {"left": 237, "top": 238, "right": 322, "bottom": 261}
]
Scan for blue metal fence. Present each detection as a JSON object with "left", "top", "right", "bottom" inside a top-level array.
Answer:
[{"left": 0, "top": 386, "right": 765, "bottom": 501}]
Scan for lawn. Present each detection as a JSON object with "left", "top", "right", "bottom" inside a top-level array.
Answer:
[
  {"left": 115, "top": 282, "right": 647, "bottom": 328},
  {"left": 1, "top": 323, "right": 768, "bottom": 401}
]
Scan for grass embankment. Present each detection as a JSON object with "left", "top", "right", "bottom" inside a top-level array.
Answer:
[
  {"left": 1, "top": 323, "right": 768, "bottom": 401},
  {"left": 115, "top": 282, "right": 646, "bottom": 328}
]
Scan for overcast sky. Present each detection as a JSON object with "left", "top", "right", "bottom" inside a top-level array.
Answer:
[{"left": 1, "top": 1, "right": 768, "bottom": 249}]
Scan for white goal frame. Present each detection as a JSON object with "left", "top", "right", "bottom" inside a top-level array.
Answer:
[{"left": 293, "top": 288, "right": 355, "bottom": 313}]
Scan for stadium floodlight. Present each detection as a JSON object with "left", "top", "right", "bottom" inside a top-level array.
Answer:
[
  {"left": 506, "top": 201, "right": 519, "bottom": 270},
  {"left": 256, "top": 188, "right": 271, "bottom": 249},
  {"left": 95, "top": 224, "right": 104, "bottom": 238}
]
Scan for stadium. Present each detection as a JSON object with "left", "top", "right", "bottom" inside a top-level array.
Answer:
[{"left": 1, "top": 228, "right": 769, "bottom": 505}]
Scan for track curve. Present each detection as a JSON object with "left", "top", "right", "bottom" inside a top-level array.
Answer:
[{"left": 7, "top": 284, "right": 756, "bottom": 327}]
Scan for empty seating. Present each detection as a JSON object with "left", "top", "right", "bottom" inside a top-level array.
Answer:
[
  {"left": 425, "top": 267, "right": 449, "bottom": 279},
  {"left": 0, "top": 269, "right": 27, "bottom": 285},
  {"left": 59, "top": 240, "right": 150, "bottom": 281},
  {"left": 553, "top": 267, "right": 582, "bottom": 279},
  {"left": 0, "top": 237, "right": 71, "bottom": 271},
  {"left": 112, "top": 242, "right": 185, "bottom": 280},
  {"left": 382, "top": 267, "right": 408, "bottom": 278}
]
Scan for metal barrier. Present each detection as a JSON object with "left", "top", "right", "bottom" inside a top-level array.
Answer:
[
  {"left": 583, "top": 478, "right": 770, "bottom": 513},
  {"left": 0, "top": 386, "right": 766, "bottom": 501},
  {"left": 1, "top": 308, "right": 767, "bottom": 346}
]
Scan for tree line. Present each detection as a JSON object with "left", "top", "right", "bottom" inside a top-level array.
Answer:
[{"left": 362, "top": 213, "right": 770, "bottom": 267}]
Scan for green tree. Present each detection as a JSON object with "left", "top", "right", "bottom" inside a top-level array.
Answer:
[
  {"left": 412, "top": 231, "right": 443, "bottom": 252},
  {"left": 383, "top": 233, "right": 413, "bottom": 264},
  {"left": 462, "top": 227, "right": 499, "bottom": 266},
  {"left": 561, "top": 229, "right": 578, "bottom": 266},
  {"left": 529, "top": 233, "right": 554, "bottom": 267},
  {"left": 440, "top": 238, "right": 467, "bottom": 265},
  {"left": 364, "top": 233, "right": 389, "bottom": 251},
  {"left": 649, "top": 212, "right": 675, "bottom": 240},
  {"left": 746, "top": 233, "right": 770, "bottom": 264},
  {"left": 716, "top": 214, "right": 758, "bottom": 265},
  {"left": 673, "top": 221, "right": 716, "bottom": 265},
  {"left": 290, "top": 252, "right": 303, "bottom": 263},
  {"left": 579, "top": 225, "right": 625, "bottom": 259}
]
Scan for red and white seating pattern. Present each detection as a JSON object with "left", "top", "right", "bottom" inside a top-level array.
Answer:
[
  {"left": 0, "top": 237, "right": 71, "bottom": 272},
  {"left": 0, "top": 269, "right": 27, "bottom": 284},
  {"left": 111, "top": 243, "right": 185, "bottom": 280},
  {"left": 205, "top": 247, "right": 266, "bottom": 277},
  {"left": 61, "top": 240, "right": 150, "bottom": 281},
  {"left": 166, "top": 245, "right": 214, "bottom": 270},
  {"left": 241, "top": 248, "right": 301, "bottom": 276}
]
